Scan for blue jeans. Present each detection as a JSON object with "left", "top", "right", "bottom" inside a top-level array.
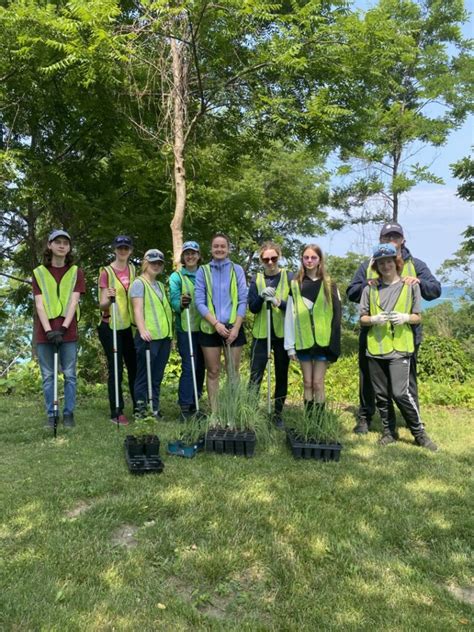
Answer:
[
  {"left": 176, "top": 330, "right": 205, "bottom": 408},
  {"left": 134, "top": 335, "right": 171, "bottom": 412},
  {"left": 37, "top": 342, "right": 78, "bottom": 417}
]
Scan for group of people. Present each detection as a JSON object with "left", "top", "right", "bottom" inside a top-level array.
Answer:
[{"left": 33, "top": 222, "right": 440, "bottom": 451}]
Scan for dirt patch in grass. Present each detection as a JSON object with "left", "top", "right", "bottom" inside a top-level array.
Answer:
[
  {"left": 111, "top": 524, "right": 139, "bottom": 548},
  {"left": 65, "top": 501, "right": 94, "bottom": 519},
  {"left": 167, "top": 576, "right": 231, "bottom": 620},
  {"left": 446, "top": 584, "right": 474, "bottom": 605}
]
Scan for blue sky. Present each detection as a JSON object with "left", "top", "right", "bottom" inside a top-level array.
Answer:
[{"left": 316, "top": 1, "right": 473, "bottom": 277}]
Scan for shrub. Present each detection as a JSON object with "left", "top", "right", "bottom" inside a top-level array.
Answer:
[{"left": 417, "top": 336, "right": 473, "bottom": 383}]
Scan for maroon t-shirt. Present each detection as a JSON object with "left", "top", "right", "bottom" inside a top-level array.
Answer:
[{"left": 33, "top": 265, "right": 86, "bottom": 343}]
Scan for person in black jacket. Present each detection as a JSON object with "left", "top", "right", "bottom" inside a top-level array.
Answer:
[
  {"left": 248, "top": 241, "right": 293, "bottom": 428},
  {"left": 347, "top": 222, "right": 441, "bottom": 434}
]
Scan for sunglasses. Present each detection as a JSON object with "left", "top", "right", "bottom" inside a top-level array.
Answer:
[
  {"left": 303, "top": 255, "right": 319, "bottom": 261},
  {"left": 262, "top": 256, "right": 278, "bottom": 264}
]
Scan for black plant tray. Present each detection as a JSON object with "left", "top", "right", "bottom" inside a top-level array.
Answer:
[
  {"left": 286, "top": 430, "right": 342, "bottom": 462},
  {"left": 124, "top": 435, "right": 164, "bottom": 474},
  {"left": 205, "top": 428, "right": 256, "bottom": 457}
]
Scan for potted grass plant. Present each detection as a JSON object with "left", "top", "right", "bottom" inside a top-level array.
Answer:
[
  {"left": 205, "top": 377, "right": 272, "bottom": 457},
  {"left": 124, "top": 413, "right": 164, "bottom": 473},
  {"left": 167, "top": 416, "right": 205, "bottom": 458},
  {"left": 285, "top": 402, "right": 343, "bottom": 462}
]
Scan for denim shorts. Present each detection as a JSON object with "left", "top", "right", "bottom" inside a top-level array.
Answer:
[{"left": 296, "top": 348, "right": 328, "bottom": 362}]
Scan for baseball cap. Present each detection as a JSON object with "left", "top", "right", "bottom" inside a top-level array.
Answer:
[
  {"left": 380, "top": 222, "right": 404, "bottom": 238},
  {"left": 48, "top": 229, "right": 71, "bottom": 242},
  {"left": 373, "top": 243, "right": 397, "bottom": 260},
  {"left": 182, "top": 240, "right": 200, "bottom": 253},
  {"left": 113, "top": 235, "right": 133, "bottom": 248},
  {"left": 144, "top": 249, "right": 165, "bottom": 263}
]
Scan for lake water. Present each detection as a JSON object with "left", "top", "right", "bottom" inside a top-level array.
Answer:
[{"left": 422, "top": 286, "right": 469, "bottom": 311}]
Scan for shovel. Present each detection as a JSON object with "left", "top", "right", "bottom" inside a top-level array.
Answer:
[
  {"left": 53, "top": 342, "right": 60, "bottom": 438},
  {"left": 145, "top": 341, "right": 154, "bottom": 415},
  {"left": 266, "top": 299, "right": 272, "bottom": 417}
]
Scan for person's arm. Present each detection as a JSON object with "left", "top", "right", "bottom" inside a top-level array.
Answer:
[
  {"left": 62, "top": 292, "right": 80, "bottom": 330},
  {"left": 34, "top": 294, "right": 52, "bottom": 333},
  {"left": 248, "top": 277, "right": 264, "bottom": 314},
  {"left": 346, "top": 261, "right": 369, "bottom": 303},
  {"left": 132, "top": 297, "right": 152, "bottom": 341},
  {"left": 283, "top": 295, "right": 297, "bottom": 359},
  {"left": 412, "top": 257, "right": 442, "bottom": 301},
  {"left": 99, "top": 270, "right": 116, "bottom": 310},
  {"left": 235, "top": 265, "right": 248, "bottom": 319},
  {"left": 331, "top": 282, "right": 342, "bottom": 328},
  {"left": 168, "top": 272, "right": 183, "bottom": 314},
  {"left": 360, "top": 286, "right": 378, "bottom": 327}
]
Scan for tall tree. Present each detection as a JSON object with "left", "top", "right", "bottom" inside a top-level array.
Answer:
[{"left": 330, "top": 0, "right": 473, "bottom": 223}]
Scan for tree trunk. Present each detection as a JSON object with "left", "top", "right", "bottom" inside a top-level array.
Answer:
[{"left": 169, "top": 36, "right": 187, "bottom": 269}]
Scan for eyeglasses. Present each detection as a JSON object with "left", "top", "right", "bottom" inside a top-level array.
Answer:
[
  {"left": 262, "top": 256, "right": 278, "bottom": 264},
  {"left": 303, "top": 255, "right": 319, "bottom": 261}
]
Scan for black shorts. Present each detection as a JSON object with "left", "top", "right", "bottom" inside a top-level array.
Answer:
[{"left": 198, "top": 325, "right": 246, "bottom": 348}]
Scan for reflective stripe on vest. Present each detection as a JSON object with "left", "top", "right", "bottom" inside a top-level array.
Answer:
[
  {"left": 98, "top": 264, "right": 136, "bottom": 330},
  {"left": 33, "top": 265, "right": 80, "bottom": 320},
  {"left": 290, "top": 279, "right": 333, "bottom": 350},
  {"left": 200, "top": 264, "right": 238, "bottom": 334},
  {"left": 252, "top": 270, "right": 289, "bottom": 339},
  {"left": 178, "top": 271, "right": 200, "bottom": 332},
  {"left": 367, "top": 257, "right": 416, "bottom": 280},
  {"left": 367, "top": 284, "right": 414, "bottom": 355},
  {"left": 140, "top": 278, "right": 172, "bottom": 340}
]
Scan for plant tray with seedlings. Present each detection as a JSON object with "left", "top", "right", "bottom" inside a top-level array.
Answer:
[
  {"left": 205, "top": 428, "right": 256, "bottom": 457},
  {"left": 124, "top": 435, "right": 164, "bottom": 474},
  {"left": 286, "top": 430, "right": 342, "bottom": 462},
  {"left": 167, "top": 437, "right": 205, "bottom": 458}
]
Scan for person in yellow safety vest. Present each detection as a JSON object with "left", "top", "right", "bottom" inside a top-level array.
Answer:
[
  {"left": 32, "top": 229, "right": 86, "bottom": 429},
  {"left": 98, "top": 235, "right": 137, "bottom": 426},
  {"left": 360, "top": 243, "right": 437, "bottom": 451},
  {"left": 130, "top": 249, "right": 172, "bottom": 418},
  {"left": 168, "top": 241, "right": 206, "bottom": 420},
  {"left": 347, "top": 221, "right": 441, "bottom": 435},
  {"left": 248, "top": 241, "right": 293, "bottom": 429},
  {"left": 284, "top": 244, "right": 341, "bottom": 416},
  {"left": 194, "top": 232, "right": 248, "bottom": 412}
]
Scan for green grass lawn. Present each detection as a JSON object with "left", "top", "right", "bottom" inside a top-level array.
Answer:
[{"left": 0, "top": 394, "right": 472, "bottom": 631}]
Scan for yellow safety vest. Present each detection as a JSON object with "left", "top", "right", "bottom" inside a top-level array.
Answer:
[
  {"left": 200, "top": 264, "right": 238, "bottom": 334},
  {"left": 252, "top": 270, "right": 289, "bottom": 339},
  {"left": 178, "top": 271, "right": 200, "bottom": 332},
  {"left": 367, "top": 258, "right": 416, "bottom": 280},
  {"left": 98, "top": 263, "right": 136, "bottom": 330},
  {"left": 291, "top": 278, "right": 333, "bottom": 350},
  {"left": 367, "top": 284, "right": 414, "bottom": 355},
  {"left": 138, "top": 277, "right": 172, "bottom": 340},
  {"left": 33, "top": 265, "right": 80, "bottom": 320}
]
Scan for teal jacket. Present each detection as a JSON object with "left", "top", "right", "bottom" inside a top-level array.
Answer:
[{"left": 168, "top": 268, "right": 198, "bottom": 334}]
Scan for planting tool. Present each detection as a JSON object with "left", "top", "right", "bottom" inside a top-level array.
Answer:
[
  {"left": 266, "top": 299, "right": 272, "bottom": 416},
  {"left": 185, "top": 304, "right": 200, "bottom": 413},
  {"left": 145, "top": 341, "right": 154, "bottom": 414},
  {"left": 53, "top": 342, "right": 60, "bottom": 438},
  {"left": 110, "top": 296, "right": 120, "bottom": 431}
]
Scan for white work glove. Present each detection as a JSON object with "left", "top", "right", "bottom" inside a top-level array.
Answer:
[
  {"left": 259, "top": 286, "right": 276, "bottom": 299},
  {"left": 388, "top": 311, "right": 410, "bottom": 325},
  {"left": 370, "top": 312, "right": 389, "bottom": 325}
]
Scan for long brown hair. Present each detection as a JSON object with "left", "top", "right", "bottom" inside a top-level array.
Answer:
[
  {"left": 42, "top": 243, "right": 74, "bottom": 267},
  {"left": 295, "top": 243, "right": 330, "bottom": 301}
]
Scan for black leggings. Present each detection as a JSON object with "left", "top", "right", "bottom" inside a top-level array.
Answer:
[
  {"left": 249, "top": 337, "right": 289, "bottom": 414},
  {"left": 98, "top": 322, "right": 137, "bottom": 416}
]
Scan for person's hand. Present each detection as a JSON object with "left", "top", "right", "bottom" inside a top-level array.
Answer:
[
  {"left": 367, "top": 279, "right": 378, "bottom": 287},
  {"left": 288, "top": 350, "right": 297, "bottom": 361},
  {"left": 226, "top": 327, "right": 239, "bottom": 345},
  {"left": 403, "top": 276, "right": 420, "bottom": 286},
  {"left": 269, "top": 296, "right": 280, "bottom": 307},
  {"left": 140, "top": 329, "right": 153, "bottom": 342},
  {"left": 259, "top": 286, "right": 276, "bottom": 298},
  {"left": 388, "top": 311, "right": 410, "bottom": 325},
  {"left": 106, "top": 287, "right": 117, "bottom": 299},
  {"left": 46, "top": 330, "right": 63, "bottom": 345},
  {"left": 370, "top": 312, "right": 389, "bottom": 325},
  {"left": 215, "top": 322, "right": 229, "bottom": 338},
  {"left": 180, "top": 293, "right": 192, "bottom": 308}
]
